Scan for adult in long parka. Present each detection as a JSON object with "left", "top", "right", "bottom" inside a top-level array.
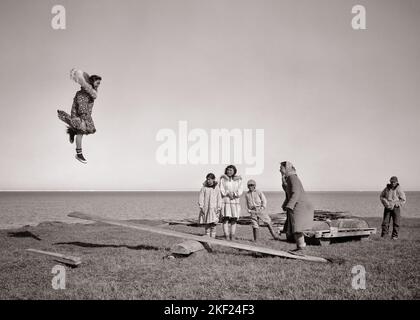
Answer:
[
  {"left": 280, "top": 161, "right": 314, "bottom": 253},
  {"left": 280, "top": 169, "right": 294, "bottom": 242}
]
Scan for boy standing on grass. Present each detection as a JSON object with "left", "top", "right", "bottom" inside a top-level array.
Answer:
[
  {"left": 198, "top": 173, "right": 222, "bottom": 238},
  {"left": 245, "top": 180, "right": 279, "bottom": 241},
  {"left": 380, "top": 176, "right": 406, "bottom": 240}
]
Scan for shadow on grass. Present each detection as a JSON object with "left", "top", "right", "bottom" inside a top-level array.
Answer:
[
  {"left": 8, "top": 231, "right": 41, "bottom": 241},
  {"left": 54, "top": 241, "right": 162, "bottom": 251}
]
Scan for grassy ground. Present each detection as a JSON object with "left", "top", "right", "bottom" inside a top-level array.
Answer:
[{"left": 0, "top": 217, "right": 419, "bottom": 300}]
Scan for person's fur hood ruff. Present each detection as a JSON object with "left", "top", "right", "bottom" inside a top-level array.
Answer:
[
  {"left": 220, "top": 174, "right": 242, "bottom": 181},
  {"left": 202, "top": 181, "right": 219, "bottom": 188}
]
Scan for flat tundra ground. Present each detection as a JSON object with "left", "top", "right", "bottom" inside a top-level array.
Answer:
[{"left": 0, "top": 217, "right": 419, "bottom": 299}]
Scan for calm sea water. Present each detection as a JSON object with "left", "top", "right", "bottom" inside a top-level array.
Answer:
[{"left": 0, "top": 191, "right": 419, "bottom": 229}]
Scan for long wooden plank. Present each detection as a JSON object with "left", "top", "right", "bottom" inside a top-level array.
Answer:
[
  {"left": 68, "top": 212, "right": 328, "bottom": 263},
  {"left": 26, "top": 248, "right": 81, "bottom": 266}
]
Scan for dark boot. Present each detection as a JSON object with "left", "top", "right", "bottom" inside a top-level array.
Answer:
[
  {"left": 75, "top": 149, "right": 87, "bottom": 164},
  {"left": 286, "top": 233, "right": 295, "bottom": 243},
  {"left": 67, "top": 127, "right": 75, "bottom": 144},
  {"left": 253, "top": 228, "right": 258, "bottom": 242},
  {"left": 288, "top": 247, "right": 306, "bottom": 256}
]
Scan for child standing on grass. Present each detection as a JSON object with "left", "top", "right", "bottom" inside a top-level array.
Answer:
[
  {"left": 220, "top": 165, "right": 243, "bottom": 240},
  {"left": 245, "top": 179, "right": 279, "bottom": 241},
  {"left": 198, "top": 173, "right": 222, "bottom": 238}
]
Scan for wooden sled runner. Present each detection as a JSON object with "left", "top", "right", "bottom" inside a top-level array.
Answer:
[
  {"left": 68, "top": 212, "right": 329, "bottom": 263},
  {"left": 309, "top": 227, "right": 376, "bottom": 239},
  {"left": 305, "top": 227, "right": 376, "bottom": 246}
]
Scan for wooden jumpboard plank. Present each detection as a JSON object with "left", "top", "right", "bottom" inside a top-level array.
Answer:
[{"left": 68, "top": 212, "right": 329, "bottom": 263}]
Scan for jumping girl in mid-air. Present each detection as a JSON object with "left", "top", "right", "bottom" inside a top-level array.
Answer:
[{"left": 57, "top": 69, "right": 102, "bottom": 164}]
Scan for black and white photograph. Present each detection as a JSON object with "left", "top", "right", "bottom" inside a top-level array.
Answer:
[{"left": 0, "top": 0, "right": 419, "bottom": 308}]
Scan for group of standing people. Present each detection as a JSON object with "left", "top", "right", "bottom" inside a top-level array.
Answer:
[
  {"left": 198, "top": 162, "right": 314, "bottom": 253},
  {"left": 198, "top": 163, "right": 408, "bottom": 253}
]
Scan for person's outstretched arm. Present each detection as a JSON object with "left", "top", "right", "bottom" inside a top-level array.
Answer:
[{"left": 70, "top": 69, "right": 97, "bottom": 99}]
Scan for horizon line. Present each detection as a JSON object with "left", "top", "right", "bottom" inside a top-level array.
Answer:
[{"left": 1, "top": 189, "right": 420, "bottom": 192}]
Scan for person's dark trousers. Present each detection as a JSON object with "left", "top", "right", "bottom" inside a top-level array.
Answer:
[{"left": 381, "top": 207, "right": 401, "bottom": 238}]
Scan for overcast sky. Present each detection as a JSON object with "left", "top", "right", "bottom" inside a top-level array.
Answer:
[{"left": 0, "top": 0, "right": 419, "bottom": 191}]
